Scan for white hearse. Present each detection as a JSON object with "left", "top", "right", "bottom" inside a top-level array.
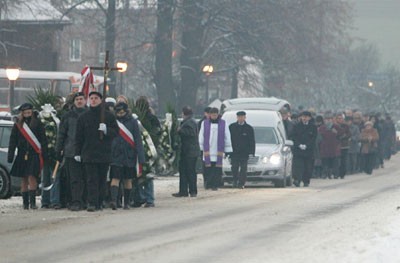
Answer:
[{"left": 222, "top": 109, "right": 293, "bottom": 187}]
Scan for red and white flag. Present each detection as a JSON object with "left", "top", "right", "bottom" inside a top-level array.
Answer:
[
  {"left": 16, "top": 122, "right": 44, "bottom": 172},
  {"left": 117, "top": 120, "right": 143, "bottom": 175},
  {"left": 79, "top": 66, "right": 94, "bottom": 99}
]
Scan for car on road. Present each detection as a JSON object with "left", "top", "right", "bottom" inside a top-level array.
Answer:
[
  {"left": 221, "top": 110, "right": 293, "bottom": 187},
  {"left": 0, "top": 119, "right": 19, "bottom": 199}
]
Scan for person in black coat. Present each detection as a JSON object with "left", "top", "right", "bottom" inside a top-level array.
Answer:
[
  {"left": 55, "top": 92, "right": 87, "bottom": 211},
  {"left": 109, "top": 102, "right": 145, "bottom": 209},
  {"left": 291, "top": 111, "right": 317, "bottom": 187},
  {"left": 74, "top": 91, "right": 119, "bottom": 211},
  {"left": 8, "top": 103, "right": 48, "bottom": 209},
  {"left": 172, "top": 106, "right": 200, "bottom": 197},
  {"left": 228, "top": 111, "right": 256, "bottom": 188}
]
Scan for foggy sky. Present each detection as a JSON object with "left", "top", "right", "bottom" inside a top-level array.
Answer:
[{"left": 352, "top": 0, "right": 400, "bottom": 67}]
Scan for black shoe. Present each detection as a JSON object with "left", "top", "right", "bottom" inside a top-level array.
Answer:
[
  {"left": 22, "top": 192, "right": 29, "bottom": 210},
  {"left": 132, "top": 202, "right": 145, "bottom": 208},
  {"left": 110, "top": 202, "right": 117, "bottom": 210},
  {"left": 52, "top": 204, "right": 61, "bottom": 210},
  {"left": 293, "top": 181, "right": 300, "bottom": 187},
  {"left": 70, "top": 204, "right": 81, "bottom": 212},
  {"left": 144, "top": 203, "right": 155, "bottom": 208},
  {"left": 190, "top": 193, "right": 197, "bottom": 197},
  {"left": 304, "top": 183, "right": 309, "bottom": 187},
  {"left": 87, "top": 206, "right": 96, "bottom": 212},
  {"left": 211, "top": 187, "right": 218, "bottom": 191},
  {"left": 172, "top": 193, "right": 188, "bottom": 197}
]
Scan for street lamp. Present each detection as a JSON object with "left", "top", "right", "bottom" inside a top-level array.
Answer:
[
  {"left": 6, "top": 67, "right": 20, "bottom": 112},
  {"left": 202, "top": 65, "right": 214, "bottom": 103},
  {"left": 116, "top": 62, "right": 128, "bottom": 95}
]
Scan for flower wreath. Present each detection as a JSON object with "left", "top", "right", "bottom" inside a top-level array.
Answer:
[{"left": 39, "top": 104, "right": 60, "bottom": 166}]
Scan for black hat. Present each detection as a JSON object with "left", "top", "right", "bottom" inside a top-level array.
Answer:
[
  {"left": 300, "top": 111, "right": 312, "bottom": 117},
  {"left": 236, "top": 111, "right": 246, "bottom": 116},
  {"left": 115, "top": 102, "right": 128, "bottom": 112},
  {"left": 73, "top": 92, "right": 85, "bottom": 100},
  {"left": 88, "top": 91, "right": 103, "bottom": 99},
  {"left": 18, "top": 103, "right": 33, "bottom": 111}
]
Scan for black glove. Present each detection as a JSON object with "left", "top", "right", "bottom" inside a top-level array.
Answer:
[
  {"left": 7, "top": 157, "right": 14, "bottom": 164},
  {"left": 56, "top": 151, "right": 63, "bottom": 162}
]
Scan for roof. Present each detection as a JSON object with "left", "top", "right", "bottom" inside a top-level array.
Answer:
[
  {"left": 222, "top": 109, "right": 282, "bottom": 127},
  {"left": 0, "top": 0, "right": 70, "bottom": 24},
  {"left": 0, "top": 69, "right": 104, "bottom": 85},
  {"left": 221, "top": 97, "right": 291, "bottom": 112}
]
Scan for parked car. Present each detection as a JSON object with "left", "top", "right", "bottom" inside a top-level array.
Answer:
[
  {"left": 396, "top": 121, "right": 400, "bottom": 151},
  {"left": 221, "top": 110, "right": 293, "bottom": 188},
  {"left": 0, "top": 119, "right": 19, "bottom": 199},
  {"left": 220, "top": 97, "right": 291, "bottom": 114}
]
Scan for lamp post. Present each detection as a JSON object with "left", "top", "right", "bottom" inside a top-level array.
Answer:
[
  {"left": 6, "top": 67, "right": 20, "bottom": 112},
  {"left": 202, "top": 64, "right": 213, "bottom": 103},
  {"left": 116, "top": 62, "right": 128, "bottom": 95}
]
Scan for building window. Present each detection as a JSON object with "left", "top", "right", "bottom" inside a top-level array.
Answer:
[{"left": 69, "top": 39, "right": 81, "bottom": 61}]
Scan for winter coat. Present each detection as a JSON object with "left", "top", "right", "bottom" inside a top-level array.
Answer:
[
  {"left": 55, "top": 107, "right": 87, "bottom": 158},
  {"left": 75, "top": 105, "right": 119, "bottom": 163},
  {"left": 178, "top": 116, "right": 200, "bottom": 158},
  {"left": 283, "top": 119, "right": 294, "bottom": 140},
  {"left": 8, "top": 114, "right": 48, "bottom": 177},
  {"left": 111, "top": 113, "right": 145, "bottom": 167},
  {"left": 291, "top": 120, "right": 317, "bottom": 158},
  {"left": 338, "top": 123, "right": 351, "bottom": 149},
  {"left": 229, "top": 121, "right": 256, "bottom": 159},
  {"left": 360, "top": 127, "right": 379, "bottom": 154},
  {"left": 318, "top": 123, "right": 341, "bottom": 158},
  {"left": 348, "top": 124, "right": 361, "bottom": 154}
]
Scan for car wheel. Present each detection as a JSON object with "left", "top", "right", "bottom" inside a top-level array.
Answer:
[
  {"left": 274, "top": 178, "right": 286, "bottom": 188},
  {"left": 0, "top": 167, "right": 11, "bottom": 199}
]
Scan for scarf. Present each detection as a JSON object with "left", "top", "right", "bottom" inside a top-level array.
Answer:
[{"left": 203, "top": 118, "right": 225, "bottom": 167}]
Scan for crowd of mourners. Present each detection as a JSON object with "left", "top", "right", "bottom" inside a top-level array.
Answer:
[
  {"left": 6, "top": 89, "right": 398, "bottom": 211},
  {"left": 281, "top": 107, "right": 397, "bottom": 187}
]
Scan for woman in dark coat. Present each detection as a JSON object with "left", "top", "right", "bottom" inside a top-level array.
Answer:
[
  {"left": 109, "top": 102, "right": 145, "bottom": 209},
  {"left": 7, "top": 103, "right": 48, "bottom": 209}
]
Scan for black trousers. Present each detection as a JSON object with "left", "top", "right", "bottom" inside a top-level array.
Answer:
[
  {"left": 322, "top": 157, "right": 339, "bottom": 178},
  {"left": 204, "top": 162, "right": 223, "bottom": 189},
  {"left": 292, "top": 155, "right": 313, "bottom": 184},
  {"left": 231, "top": 157, "right": 248, "bottom": 186},
  {"left": 179, "top": 156, "right": 198, "bottom": 195},
  {"left": 339, "top": 149, "right": 348, "bottom": 178},
  {"left": 363, "top": 153, "right": 376, "bottom": 174},
  {"left": 84, "top": 163, "right": 109, "bottom": 209},
  {"left": 65, "top": 157, "right": 86, "bottom": 206}
]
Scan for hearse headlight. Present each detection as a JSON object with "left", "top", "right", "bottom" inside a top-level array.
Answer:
[{"left": 261, "top": 153, "right": 282, "bottom": 165}]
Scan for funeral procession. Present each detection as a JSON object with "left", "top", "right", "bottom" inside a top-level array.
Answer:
[{"left": 1, "top": 1, "right": 400, "bottom": 262}]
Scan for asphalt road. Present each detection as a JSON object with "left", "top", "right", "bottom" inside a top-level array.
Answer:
[{"left": 1, "top": 155, "right": 400, "bottom": 263}]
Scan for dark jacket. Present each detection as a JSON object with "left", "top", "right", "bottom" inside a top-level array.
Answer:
[
  {"left": 8, "top": 115, "right": 48, "bottom": 162},
  {"left": 55, "top": 107, "right": 87, "bottom": 159},
  {"left": 229, "top": 121, "right": 256, "bottom": 158},
  {"left": 292, "top": 120, "right": 317, "bottom": 158},
  {"left": 111, "top": 113, "right": 145, "bottom": 167},
  {"left": 178, "top": 116, "right": 200, "bottom": 158},
  {"left": 75, "top": 105, "right": 119, "bottom": 163},
  {"left": 8, "top": 114, "right": 48, "bottom": 177},
  {"left": 318, "top": 123, "right": 341, "bottom": 158}
]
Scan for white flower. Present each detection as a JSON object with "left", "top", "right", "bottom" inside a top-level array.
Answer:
[
  {"left": 50, "top": 122, "right": 55, "bottom": 126},
  {"left": 162, "top": 132, "right": 167, "bottom": 136},
  {"left": 147, "top": 150, "right": 151, "bottom": 156},
  {"left": 48, "top": 144, "right": 53, "bottom": 148}
]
